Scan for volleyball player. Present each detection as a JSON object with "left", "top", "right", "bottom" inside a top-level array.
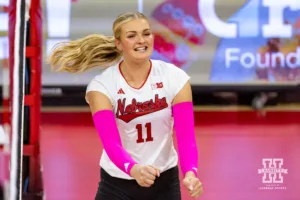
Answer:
[{"left": 48, "top": 11, "right": 203, "bottom": 200}]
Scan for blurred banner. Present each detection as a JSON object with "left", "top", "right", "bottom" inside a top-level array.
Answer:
[{"left": 1, "top": 0, "right": 300, "bottom": 86}]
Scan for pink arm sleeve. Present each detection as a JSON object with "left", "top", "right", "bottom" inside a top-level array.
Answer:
[
  {"left": 172, "top": 102, "right": 199, "bottom": 177},
  {"left": 92, "top": 110, "right": 137, "bottom": 176}
]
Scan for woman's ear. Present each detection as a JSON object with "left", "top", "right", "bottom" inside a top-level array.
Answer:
[{"left": 115, "top": 39, "right": 122, "bottom": 52}]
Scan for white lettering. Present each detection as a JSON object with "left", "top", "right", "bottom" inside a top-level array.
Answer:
[
  {"left": 271, "top": 52, "right": 285, "bottom": 68},
  {"left": 257, "top": 52, "right": 270, "bottom": 68},
  {"left": 241, "top": 52, "right": 255, "bottom": 68},
  {"left": 262, "top": 0, "right": 295, "bottom": 38},
  {"left": 225, "top": 48, "right": 239, "bottom": 68},
  {"left": 225, "top": 47, "right": 300, "bottom": 69},
  {"left": 199, "top": 0, "right": 299, "bottom": 38},
  {"left": 198, "top": 0, "right": 237, "bottom": 38},
  {"left": 286, "top": 47, "right": 300, "bottom": 68}
]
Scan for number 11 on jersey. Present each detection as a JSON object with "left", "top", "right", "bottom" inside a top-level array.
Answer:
[{"left": 136, "top": 123, "right": 153, "bottom": 143}]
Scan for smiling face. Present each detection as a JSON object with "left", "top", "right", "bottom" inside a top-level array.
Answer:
[{"left": 115, "top": 19, "right": 154, "bottom": 62}]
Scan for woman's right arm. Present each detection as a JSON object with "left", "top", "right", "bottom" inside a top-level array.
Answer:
[
  {"left": 87, "top": 91, "right": 137, "bottom": 174},
  {"left": 86, "top": 91, "right": 159, "bottom": 186}
]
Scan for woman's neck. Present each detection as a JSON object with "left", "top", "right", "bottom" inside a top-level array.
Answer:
[{"left": 120, "top": 59, "right": 151, "bottom": 87}]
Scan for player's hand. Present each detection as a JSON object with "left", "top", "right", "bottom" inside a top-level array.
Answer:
[
  {"left": 130, "top": 164, "right": 160, "bottom": 187},
  {"left": 183, "top": 171, "right": 203, "bottom": 198}
]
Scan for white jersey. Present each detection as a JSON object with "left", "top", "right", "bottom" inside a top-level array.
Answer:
[{"left": 86, "top": 59, "right": 190, "bottom": 179}]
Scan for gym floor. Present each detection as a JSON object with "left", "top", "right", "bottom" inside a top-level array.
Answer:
[{"left": 39, "top": 106, "right": 300, "bottom": 200}]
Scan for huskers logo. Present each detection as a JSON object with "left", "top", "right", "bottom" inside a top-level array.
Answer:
[{"left": 116, "top": 94, "right": 168, "bottom": 123}]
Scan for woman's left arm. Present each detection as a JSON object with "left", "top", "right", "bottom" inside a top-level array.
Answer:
[
  {"left": 172, "top": 80, "right": 198, "bottom": 177},
  {"left": 171, "top": 71, "right": 203, "bottom": 198}
]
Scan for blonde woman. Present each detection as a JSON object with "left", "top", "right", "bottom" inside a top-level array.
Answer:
[{"left": 48, "top": 12, "right": 203, "bottom": 200}]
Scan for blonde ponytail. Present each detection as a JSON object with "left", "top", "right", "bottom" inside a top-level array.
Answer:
[
  {"left": 47, "top": 34, "right": 122, "bottom": 73},
  {"left": 48, "top": 11, "right": 149, "bottom": 73}
]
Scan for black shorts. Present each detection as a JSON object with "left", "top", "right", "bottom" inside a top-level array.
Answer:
[{"left": 95, "top": 166, "right": 181, "bottom": 200}]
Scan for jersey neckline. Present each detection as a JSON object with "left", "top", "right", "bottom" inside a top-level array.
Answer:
[{"left": 118, "top": 60, "right": 152, "bottom": 90}]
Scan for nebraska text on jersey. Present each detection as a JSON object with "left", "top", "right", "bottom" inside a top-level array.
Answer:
[{"left": 116, "top": 94, "right": 168, "bottom": 123}]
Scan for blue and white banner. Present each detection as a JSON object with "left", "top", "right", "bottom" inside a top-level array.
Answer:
[{"left": 0, "top": 0, "right": 299, "bottom": 86}]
